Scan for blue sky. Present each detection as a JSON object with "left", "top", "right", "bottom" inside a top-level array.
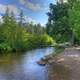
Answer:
[{"left": 0, "top": 0, "right": 56, "bottom": 26}]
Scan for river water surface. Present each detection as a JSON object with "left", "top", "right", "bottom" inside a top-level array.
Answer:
[{"left": 0, "top": 47, "right": 54, "bottom": 80}]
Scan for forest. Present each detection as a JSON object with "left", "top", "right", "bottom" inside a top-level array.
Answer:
[
  {"left": 46, "top": 0, "right": 80, "bottom": 45},
  {"left": 0, "top": 0, "right": 80, "bottom": 52},
  {"left": 0, "top": 8, "right": 54, "bottom": 52},
  {"left": 0, "top": 0, "right": 80, "bottom": 80}
]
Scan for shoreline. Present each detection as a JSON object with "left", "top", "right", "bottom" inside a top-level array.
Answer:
[{"left": 40, "top": 47, "right": 80, "bottom": 80}]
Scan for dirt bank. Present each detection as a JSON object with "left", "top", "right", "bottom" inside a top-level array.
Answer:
[{"left": 48, "top": 47, "right": 80, "bottom": 80}]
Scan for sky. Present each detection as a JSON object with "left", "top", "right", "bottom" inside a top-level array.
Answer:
[{"left": 0, "top": 0, "right": 56, "bottom": 26}]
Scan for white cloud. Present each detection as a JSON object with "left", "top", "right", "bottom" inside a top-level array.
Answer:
[
  {"left": 24, "top": 16, "right": 36, "bottom": 23},
  {"left": 7, "top": 5, "right": 20, "bottom": 15},
  {"left": 0, "top": 4, "right": 20, "bottom": 15},
  {"left": 0, "top": 15, "right": 3, "bottom": 23},
  {"left": 0, "top": 4, "right": 6, "bottom": 14},
  {"left": 19, "top": 0, "right": 42, "bottom": 11},
  {"left": 16, "top": 15, "right": 37, "bottom": 24},
  {"left": 64, "top": 0, "right": 67, "bottom": 2},
  {"left": 57, "top": 0, "right": 68, "bottom": 3},
  {"left": 0, "top": 14, "right": 45, "bottom": 26},
  {"left": 24, "top": 16, "right": 46, "bottom": 26},
  {"left": 0, "top": 14, "right": 37, "bottom": 24}
]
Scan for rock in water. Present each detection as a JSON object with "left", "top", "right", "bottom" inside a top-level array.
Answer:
[{"left": 37, "top": 60, "right": 47, "bottom": 66}]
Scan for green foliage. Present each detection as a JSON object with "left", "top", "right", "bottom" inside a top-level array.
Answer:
[
  {"left": 46, "top": 1, "right": 80, "bottom": 45},
  {"left": 0, "top": 9, "right": 54, "bottom": 52},
  {"left": 23, "top": 34, "right": 54, "bottom": 49},
  {"left": 46, "top": 3, "right": 72, "bottom": 43},
  {"left": 39, "top": 34, "right": 55, "bottom": 45},
  {"left": 0, "top": 43, "right": 12, "bottom": 51},
  {"left": 24, "top": 23, "right": 45, "bottom": 35},
  {"left": 68, "top": 0, "right": 80, "bottom": 44}
]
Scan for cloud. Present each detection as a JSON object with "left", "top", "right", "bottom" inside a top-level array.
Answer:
[
  {"left": 0, "top": 15, "right": 3, "bottom": 23},
  {"left": 24, "top": 16, "right": 37, "bottom": 23},
  {"left": 0, "top": 4, "right": 6, "bottom": 14},
  {"left": 0, "top": 13, "right": 37, "bottom": 24},
  {"left": 24, "top": 16, "right": 45, "bottom": 26},
  {"left": 19, "top": 0, "right": 42, "bottom": 11},
  {"left": 0, "top": 4, "right": 20, "bottom": 15},
  {"left": 57, "top": 0, "right": 67, "bottom": 3},
  {"left": 16, "top": 15, "right": 37, "bottom": 24}
]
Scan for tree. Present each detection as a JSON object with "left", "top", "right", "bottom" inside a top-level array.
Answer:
[
  {"left": 0, "top": 7, "right": 54, "bottom": 52},
  {"left": 68, "top": 0, "right": 80, "bottom": 44},
  {"left": 24, "top": 22, "right": 45, "bottom": 35},
  {"left": 46, "top": 3, "right": 72, "bottom": 43},
  {"left": 34, "top": 24, "right": 45, "bottom": 35},
  {"left": 19, "top": 10, "right": 24, "bottom": 27},
  {"left": 2, "top": 8, "right": 17, "bottom": 48}
]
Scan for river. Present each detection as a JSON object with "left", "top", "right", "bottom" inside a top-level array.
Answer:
[{"left": 0, "top": 47, "right": 55, "bottom": 80}]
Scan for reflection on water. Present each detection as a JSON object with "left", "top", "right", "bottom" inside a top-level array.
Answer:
[
  {"left": 0, "top": 47, "right": 53, "bottom": 80},
  {"left": 0, "top": 47, "right": 70, "bottom": 80}
]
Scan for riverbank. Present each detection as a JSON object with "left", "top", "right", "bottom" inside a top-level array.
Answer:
[{"left": 47, "top": 47, "right": 80, "bottom": 80}]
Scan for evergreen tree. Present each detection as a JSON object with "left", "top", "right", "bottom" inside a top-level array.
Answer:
[{"left": 46, "top": 3, "right": 72, "bottom": 43}]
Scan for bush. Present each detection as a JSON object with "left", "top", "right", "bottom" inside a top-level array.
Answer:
[
  {"left": 0, "top": 43, "right": 12, "bottom": 51},
  {"left": 24, "top": 34, "right": 55, "bottom": 49}
]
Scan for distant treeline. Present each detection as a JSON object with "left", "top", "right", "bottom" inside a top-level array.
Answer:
[{"left": 0, "top": 8, "right": 54, "bottom": 52}]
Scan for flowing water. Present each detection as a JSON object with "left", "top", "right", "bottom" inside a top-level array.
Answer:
[
  {"left": 0, "top": 47, "right": 54, "bottom": 80},
  {"left": 0, "top": 47, "right": 70, "bottom": 80}
]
